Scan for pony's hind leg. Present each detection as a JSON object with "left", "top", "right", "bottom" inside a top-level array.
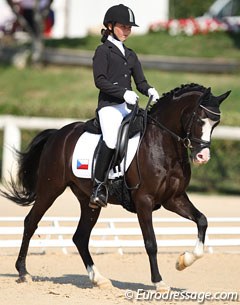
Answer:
[
  {"left": 16, "top": 188, "right": 65, "bottom": 282},
  {"left": 164, "top": 193, "right": 208, "bottom": 271},
  {"left": 15, "top": 205, "right": 42, "bottom": 282},
  {"left": 71, "top": 186, "right": 112, "bottom": 288}
]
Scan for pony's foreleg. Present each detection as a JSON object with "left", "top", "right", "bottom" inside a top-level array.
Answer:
[
  {"left": 136, "top": 201, "right": 170, "bottom": 293},
  {"left": 165, "top": 195, "right": 208, "bottom": 271},
  {"left": 72, "top": 192, "right": 112, "bottom": 288},
  {"left": 176, "top": 213, "right": 207, "bottom": 271}
]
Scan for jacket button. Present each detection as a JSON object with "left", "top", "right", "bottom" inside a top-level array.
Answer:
[
  {"left": 124, "top": 62, "right": 127, "bottom": 65},
  {"left": 124, "top": 74, "right": 128, "bottom": 78}
]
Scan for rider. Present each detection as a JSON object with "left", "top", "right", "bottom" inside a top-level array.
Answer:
[{"left": 90, "top": 4, "right": 160, "bottom": 208}]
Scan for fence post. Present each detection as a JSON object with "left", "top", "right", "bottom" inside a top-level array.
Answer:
[{"left": 2, "top": 119, "right": 21, "bottom": 183}]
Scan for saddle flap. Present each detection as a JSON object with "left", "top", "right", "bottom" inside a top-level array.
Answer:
[{"left": 72, "top": 132, "right": 140, "bottom": 179}]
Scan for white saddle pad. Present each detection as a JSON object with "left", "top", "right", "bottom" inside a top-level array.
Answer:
[{"left": 72, "top": 132, "right": 140, "bottom": 179}]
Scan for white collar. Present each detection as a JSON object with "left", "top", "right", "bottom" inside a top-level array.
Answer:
[{"left": 107, "top": 35, "right": 125, "bottom": 56}]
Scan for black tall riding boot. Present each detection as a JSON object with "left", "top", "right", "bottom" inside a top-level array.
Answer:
[{"left": 89, "top": 141, "right": 115, "bottom": 208}]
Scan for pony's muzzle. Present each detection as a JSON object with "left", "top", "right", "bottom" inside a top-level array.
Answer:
[{"left": 192, "top": 147, "right": 210, "bottom": 165}]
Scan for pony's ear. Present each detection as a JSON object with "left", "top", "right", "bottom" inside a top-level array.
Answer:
[
  {"left": 204, "top": 87, "right": 211, "bottom": 96},
  {"left": 216, "top": 90, "right": 231, "bottom": 104},
  {"left": 200, "top": 87, "right": 211, "bottom": 105}
]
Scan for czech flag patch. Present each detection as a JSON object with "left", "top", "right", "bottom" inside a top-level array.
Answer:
[{"left": 77, "top": 159, "right": 89, "bottom": 170}]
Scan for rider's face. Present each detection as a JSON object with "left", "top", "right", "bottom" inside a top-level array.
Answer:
[{"left": 110, "top": 23, "right": 132, "bottom": 42}]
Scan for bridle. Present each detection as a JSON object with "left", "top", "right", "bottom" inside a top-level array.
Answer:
[
  {"left": 147, "top": 92, "right": 221, "bottom": 150},
  {"left": 187, "top": 105, "right": 221, "bottom": 149},
  {"left": 182, "top": 110, "right": 210, "bottom": 149}
]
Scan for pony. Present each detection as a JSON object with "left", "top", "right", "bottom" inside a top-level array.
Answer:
[{"left": 1, "top": 83, "right": 230, "bottom": 292}]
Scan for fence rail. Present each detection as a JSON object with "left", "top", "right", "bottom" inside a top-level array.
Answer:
[
  {"left": 1, "top": 115, "right": 240, "bottom": 182},
  {"left": 0, "top": 217, "right": 240, "bottom": 254},
  {"left": 2, "top": 47, "right": 239, "bottom": 73}
]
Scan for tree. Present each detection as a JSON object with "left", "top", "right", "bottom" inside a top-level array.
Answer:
[{"left": 6, "top": 0, "right": 54, "bottom": 64}]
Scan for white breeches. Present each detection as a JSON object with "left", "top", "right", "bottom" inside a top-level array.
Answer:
[{"left": 98, "top": 102, "right": 131, "bottom": 149}]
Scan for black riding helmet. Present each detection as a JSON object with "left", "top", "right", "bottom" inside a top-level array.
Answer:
[{"left": 103, "top": 4, "right": 139, "bottom": 27}]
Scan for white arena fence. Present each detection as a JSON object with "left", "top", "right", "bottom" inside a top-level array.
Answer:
[
  {"left": 0, "top": 115, "right": 240, "bottom": 183},
  {"left": 0, "top": 217, "right": 240, "bottom": 254}
]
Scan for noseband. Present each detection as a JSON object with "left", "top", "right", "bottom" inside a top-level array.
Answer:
[{"left": 148, "top": 95, "right": 221, "bottom": 150}]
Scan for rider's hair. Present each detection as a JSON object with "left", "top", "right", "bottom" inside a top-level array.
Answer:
[{"left": 101, "top": 28, "right": 111, "bottom": 43}]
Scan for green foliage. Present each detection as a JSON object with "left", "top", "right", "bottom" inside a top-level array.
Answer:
[
  {"left": 128, "top": 31, "right": 240, "bottom": 58},
  {"left": 44, "top": 32, "right": 240, "bottom": 59},
  {"left": 0, "top": 66, "right": 98, "bottom": 118},
  {"left": 45, "top": 36, "right": 99, "bottom": 51},
  {"left": 0, "top": 66, "right": 239, "bottom": 126},
  {"left": 169, "top": 0, "right": 214, "bottom": 19},
  {"left": 190, "top": 140, "right": 240, "bottom": 194}
]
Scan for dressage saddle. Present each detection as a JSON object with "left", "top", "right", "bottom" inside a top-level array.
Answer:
[{"left": 83, "top": 105, "right": 144, "bottom": 173}]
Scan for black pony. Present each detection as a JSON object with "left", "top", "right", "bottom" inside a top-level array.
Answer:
[{"left": 1, "top": 83, "right": 230, "bottom": 291}]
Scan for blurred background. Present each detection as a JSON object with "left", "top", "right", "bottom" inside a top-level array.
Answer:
[{"left": 0, "top": 0, "right": 240, "bottom": 194}]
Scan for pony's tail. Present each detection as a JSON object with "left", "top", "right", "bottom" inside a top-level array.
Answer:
[{"left": 1, "top": 129, "right": 57, "bottom": 206}]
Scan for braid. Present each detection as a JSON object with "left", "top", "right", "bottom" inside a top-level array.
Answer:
[{"left": 101, "top": 28, "right": 110, "bottom": 43}]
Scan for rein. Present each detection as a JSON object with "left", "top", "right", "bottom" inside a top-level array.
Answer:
[
  {"left": 147, "top": 114, "right": 193, "bottom": 148},
  {"left": 123, "top": 96, "right": 153, "bottom": 190}
]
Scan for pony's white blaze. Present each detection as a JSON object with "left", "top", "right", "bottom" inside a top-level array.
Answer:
[
  {"left": 194, "top": 118, "right": 216, "bottom": 164},
  {"left": 201, "top": 118, "right": 216, "bottom": 142}
]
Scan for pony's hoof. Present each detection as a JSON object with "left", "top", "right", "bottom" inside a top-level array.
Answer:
[
  {"left": 87, "top": 265, "right": 112, "bottom": 289},
  {"left": 16, "top": 273, "right": 33, "bottom": 283},
  {"left": 155, "top": 281, "right": 170, "bottom": 293},
  {"left": 97, "top": 278, "right": 113, "bottom": 289},
  {"left": 176, "top": 253, "right": 187, "bottom": 271}
]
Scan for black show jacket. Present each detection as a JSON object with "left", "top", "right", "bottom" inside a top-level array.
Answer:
[{"left": 93, "top": 40, "right": 151, "bottom": 109}]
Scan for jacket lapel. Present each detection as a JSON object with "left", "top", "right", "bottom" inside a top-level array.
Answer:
[{"left": 104, "top": 40, "right": 126, "bottom": 59}]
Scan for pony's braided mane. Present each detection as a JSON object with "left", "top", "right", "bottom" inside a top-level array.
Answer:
[
  {"left": 148, "top": 83, "right": 208, "bottom": 114},
  {"left": 160, "top": 83, "right": 206, "bottom": 100}
]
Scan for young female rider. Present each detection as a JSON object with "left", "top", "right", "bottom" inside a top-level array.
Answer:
[{"left": 90, "top": 4, "right": 160, "bottom": 208}]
